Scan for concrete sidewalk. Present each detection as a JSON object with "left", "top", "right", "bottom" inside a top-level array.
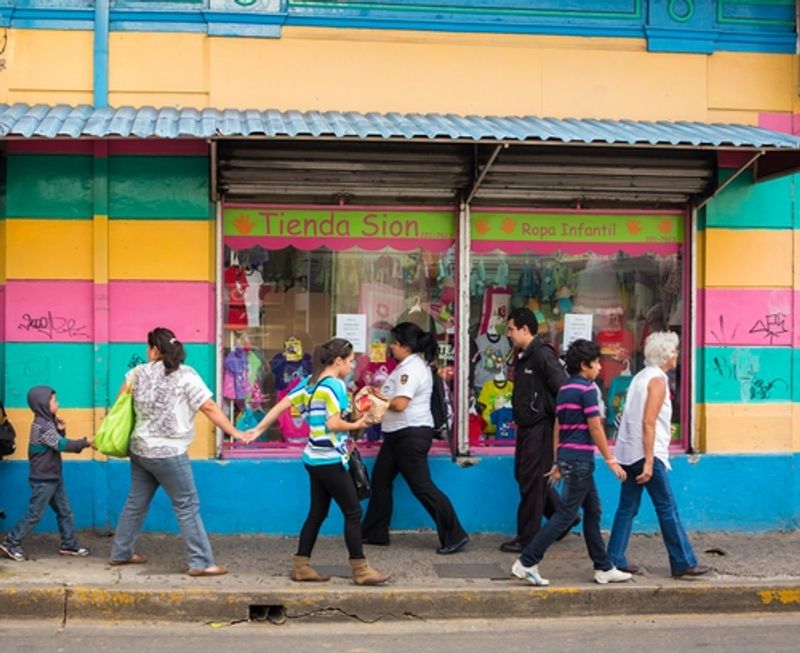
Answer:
[{"left": 1, "top": 530, "right": 799, "bottom": 623}]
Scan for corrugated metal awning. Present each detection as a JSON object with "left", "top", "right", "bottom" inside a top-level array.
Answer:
[{"left": 1, "top": 103, "right": 799, "bottom": 150}]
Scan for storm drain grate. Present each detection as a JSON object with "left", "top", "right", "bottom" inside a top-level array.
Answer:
[{"left": 433, "top": 563, "right": 509, "bottom": 579}]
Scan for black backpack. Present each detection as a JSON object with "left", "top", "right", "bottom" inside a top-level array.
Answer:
[
  {"left": 430, "top": 367, "right": 450, "bottom": 441},
  {"left": 0, "top": 401, "right": 16, "bottom": 459}
]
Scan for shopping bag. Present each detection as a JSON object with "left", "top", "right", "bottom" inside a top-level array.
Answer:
[
  {"left": 348, "top": 446, "right": 372, "bottom": 501},
  {"left": 352, "top": 386, "right": 390, "bottom": 425},
  {"left": 94, "top": 374, "right": 136, "bottom": 458}
]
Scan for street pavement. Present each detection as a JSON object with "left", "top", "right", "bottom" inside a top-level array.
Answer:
[{"left": 0, "top": 529, "right": 799, "bottom": 623}]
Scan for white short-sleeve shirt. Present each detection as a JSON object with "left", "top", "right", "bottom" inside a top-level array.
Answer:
[
  {"left": 126, "top": 361, "right": 213, "bottom": 458},
  {"left": 381, "top": 353, "right": 434, "bottom": 433}
]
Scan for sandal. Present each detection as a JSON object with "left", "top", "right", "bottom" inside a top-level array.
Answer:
[
  {"left": 187, "top": 565, "right": 228, "bottom": 577},
  {"left": 109, "top": 553, "right": 147, "bottom": 566}
]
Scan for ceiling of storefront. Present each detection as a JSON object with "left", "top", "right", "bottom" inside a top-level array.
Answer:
[{"left": 217, "top": 140, "right": 716, "bottom": 208}]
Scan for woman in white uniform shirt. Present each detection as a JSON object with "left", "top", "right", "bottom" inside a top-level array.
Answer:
[{"left": 361, "top": 322, "right": 469, "bottom": 554}]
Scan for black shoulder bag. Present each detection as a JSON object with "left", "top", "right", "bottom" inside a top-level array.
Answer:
[{"left": 0, "top": 401, "right": 17, "bottom": 459}]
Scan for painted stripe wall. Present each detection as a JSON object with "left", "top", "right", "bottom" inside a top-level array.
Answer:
[
  {"left": 0, "top": 140, "right": 216, "bottom": 459},
  {"left": 697, "top": 166, "right": 800, "bottom": 454}
]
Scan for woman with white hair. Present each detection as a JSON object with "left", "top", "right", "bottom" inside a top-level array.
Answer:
[{"left": 607, "top": 331, "right": 709, "bottom": 578}]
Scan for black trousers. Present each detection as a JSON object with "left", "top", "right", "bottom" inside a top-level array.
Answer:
[
  {"left": 514, "top": 421, "right": 561, "bottom": 546},
  {"left": 298, "top": 462, "right": 364, "bottom": 559},
  {"left": 362, "top": 426, "right": 467, "bottom": 548}
]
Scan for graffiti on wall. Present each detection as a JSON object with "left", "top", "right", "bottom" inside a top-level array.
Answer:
[
  {"left": 17, "top": 311, "right": 90, "bottom": 340},
  {"left": 704, "top": 290, "right": 792, "bottom": 348},
  {"left": 748, "top": 312, "right": 788, "bottom": 345},
  {"left": 710, "top": 349, "right": 789, "bottom": 402}
]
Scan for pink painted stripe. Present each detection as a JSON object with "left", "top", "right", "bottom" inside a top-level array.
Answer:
[
  {"left": 700, "top": 288, "right": 792, "bottom": 347},
  {"left": 225, "top": 235, "right": 454, "bottom": 254},
  {"left": 4, "top": 280, "right": 94, "bottom": 343},
  {"left": 559, "top": 443, "right": 595, "bottom": 451},
  {"left": 0, "top": 284, "right": 5, "bottom": 343},
  {"left": 559, "top": 383, "right": 594, "bottom": 392},
  {"left": 472, "top": 241, "right": 681, "bottom": 256},
  {"left": 108, "top": 281, "right": 214, "bottom": 343},
  {"left": 109, "top": 140, "right": 209, "bottom": 156},
  {"left": 94, "top": 283, "right": 109, "bottom": 343},
  {"left": 795, "top": 290, "right": 800, "bottom": 350},
  {"left": 6, "top": 141, "right": 94, "bottom": 155},
  {"left": 758, "top": 112, "right": 795, "bottom": 135},
  {"left": 560, "top": 423, "right": 588, "bottom": 430},
  {"left": 556, "top": 402, "right": 582, "bottom": 411}
]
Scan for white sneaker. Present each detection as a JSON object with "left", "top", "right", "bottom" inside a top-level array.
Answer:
[
  {"left": 594, "top": 567, "right": 633, "bottom": 584},
  {"left": 511, "top": 558, "right": 550, "bottom": 586}
]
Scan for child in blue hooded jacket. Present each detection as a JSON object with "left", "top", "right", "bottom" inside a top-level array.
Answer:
[{"left": 0, "top": 386, "right": 91, "bottom": 561}]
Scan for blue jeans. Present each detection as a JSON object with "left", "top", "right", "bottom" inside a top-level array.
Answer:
[
  {"left": 111, "top": 452, "right": 214, "bottom": 569},
  {"left": 520, "top": 458, "right": 612, "bottom": 571},
  {"left": 6, "top": 480, "right": 78, "bottom": 548},
  {"left": 607, "top": 458, "right": 698, "bottom": 574}
]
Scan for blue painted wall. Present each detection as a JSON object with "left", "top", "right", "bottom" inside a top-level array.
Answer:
[
  {"left": 0, "top": 0, "right": 793, "bottom": 53},
  {"left": 0, "top": 453, "right": 797, "bottom": 536}
]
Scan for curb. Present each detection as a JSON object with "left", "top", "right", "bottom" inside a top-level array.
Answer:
[{"left": 2, "top": 583, "right": 800, "bottom": 623}]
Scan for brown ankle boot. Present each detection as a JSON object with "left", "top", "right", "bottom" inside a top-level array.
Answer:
[
  {"left": 291, "top": 555, "right": 330, "bottom": 582},
  {"left": 349, "top": 558, "right": 391, "bottom": 585}
]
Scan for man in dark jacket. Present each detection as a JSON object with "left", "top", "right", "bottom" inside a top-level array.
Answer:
[{"left": 500, "top": 308, "right": 574, "bottom": 553}]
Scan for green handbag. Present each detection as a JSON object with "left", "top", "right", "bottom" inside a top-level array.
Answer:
[{"left": 94, "top": 373, "right": 137, "bottom": 458}]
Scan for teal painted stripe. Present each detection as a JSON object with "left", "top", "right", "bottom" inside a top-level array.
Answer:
[
  {"left": 6, "top": 155, "right": 93, "bottom": 219},
  {"left": 698, "top": 346, "right": 793, "bottom": 403},
  {"left": 4, "top": 342, "right": 94, "bottom": 408},
  {"left": 4, "top": 342, "right": 215, "bottom": 409},
  {"left": 109, "top": 156, "right": 211, "bottom": 220},
  {"left": 0, "top": 343, "right": 6, "bottom": 400},
  {"left": 704, "top": 169, "right": 794, "bottom": 230},
  {"left": 108, "top": 343, "right": 215, "bottom": 406},
  {"left": 794, "top": 349, "right": 800, "bottom": 403}
]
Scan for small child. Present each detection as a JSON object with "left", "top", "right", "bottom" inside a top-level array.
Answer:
[
  {"left": 0, "top": 386, "right": 91, "bottom": 561},
  {"left": 511, "top": 339, "right": 631, "bottom": 586}
]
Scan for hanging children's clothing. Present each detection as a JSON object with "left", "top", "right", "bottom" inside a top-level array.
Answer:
[
  {"left": 473, "top": 331, "right": 511, "bottom": 389},
  {"left": 224, "top": 265, "right": 248, "bottom": 329},
  {"left": 276, "top": 377, "right": 310, "bottom": 443},
  {"left": 243, "top": 267, "right": 264, "bottom": 328},
  {"left": 477, "top": 379, "right": 514, "bottom": 435},
  {"left": 270, "top": 346, "right": 313, "bottom": 391}
]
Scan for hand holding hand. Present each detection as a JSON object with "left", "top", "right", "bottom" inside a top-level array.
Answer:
[
  {"left": 243, "top": 428, "right": 261, "bottom": 443},
  {"left": 56, "top": 417, "right": 66, "bottom": 430}
]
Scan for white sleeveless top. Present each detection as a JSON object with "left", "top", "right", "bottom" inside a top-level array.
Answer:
[{"left": 614, "top": 365, "right": 672, "bottom": 470}]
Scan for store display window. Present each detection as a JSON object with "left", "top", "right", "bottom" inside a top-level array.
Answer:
[
  {"left": 220, "top": 205, "right": 457, "bottom": 457},
  {"left": 468, "top": 210, "right": 688, "bottom": 450}
]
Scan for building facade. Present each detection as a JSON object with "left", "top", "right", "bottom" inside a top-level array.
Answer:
[{"left": 0, "top": 0, "right": 798, "bottom": 535}]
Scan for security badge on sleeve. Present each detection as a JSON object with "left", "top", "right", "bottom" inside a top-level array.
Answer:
[{"left": 400, "top": 374, "right": 409, "bottom": 384}]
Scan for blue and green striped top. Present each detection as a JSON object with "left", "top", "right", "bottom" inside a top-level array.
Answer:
[{"left": 288, "top": 375, "right": 351, "bottom": 466}]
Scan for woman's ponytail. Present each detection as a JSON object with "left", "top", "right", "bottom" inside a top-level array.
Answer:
[{"left": 147, "top": 327, "right": 186, "bottom": 375}]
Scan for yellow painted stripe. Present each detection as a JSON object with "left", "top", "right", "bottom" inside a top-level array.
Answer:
[
  {"left": 699, "top": 403, "right": 795, "bottom": 453},
  {"left": 5, "top": 219, "right": 93, "bottom": 280},
  {"left": 0, "top": 220, "right": 6, "bottom": 283},
  {"left": 704, "top": 229, "right": 792, "bottom": 288},
  {"left": 695, "top": 228, "right": 705, "bottom": 290},
  {"left": 708, "top": 52, "right": 795, "bottom": 113},
  {"left": 93, "top": 214, "right": 109, "bottom": 285},
  {"left": 109, "top": 220, "right": 213, "bottom": 281},
  {"left": 188, "top": 416, "right": 216, "bottom": 460},
  {"left": 3, "top": 408, "right": 96, "bottom": 461},
  {"left": 7, "top": 29, "right": 93, "bottom": 92}
]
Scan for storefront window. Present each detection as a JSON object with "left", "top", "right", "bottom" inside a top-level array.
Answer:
[
  {"left": 220, "top": 206, "right": 456, "bottom": 457},
  {"left": 468, "top": 210, "right": 686, "bottom": 450}
]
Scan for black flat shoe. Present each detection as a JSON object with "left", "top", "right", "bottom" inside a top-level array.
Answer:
[
  {"left": 436, "top": 535, "right": 469, "bottom": 555},
  {"left": 618, "top": 564, "right": 641, "bottom": 575},
  {"left": 499, "top": 540, "right": 524, "bottom": 553},
  {"left": 672, "top": 564, "right": 711, "bottom": 578}
]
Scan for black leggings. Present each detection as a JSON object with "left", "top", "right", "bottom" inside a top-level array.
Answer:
[{"left": 297, "top": 462, "right": 364, "bottom": 559}]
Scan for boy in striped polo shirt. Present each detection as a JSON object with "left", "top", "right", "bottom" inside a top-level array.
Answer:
[{"left": 511, "top": 339, "right": 631, "bottom": 586}]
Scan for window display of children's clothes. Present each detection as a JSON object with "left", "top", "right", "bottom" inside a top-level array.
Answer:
[
  {"left": 490, "top": 406, "right": 516, "bottom": 441},
  {"left": 224, "top": 265, "right": 249, "bottom": 329},
  {"left": 277, "top": 377, "right": 311, "bottom": 443},
  {"left": 243, "top": 267, "right": 264, "bottom": 328},
  {"left": 223, "top": 346, "right": 265, "bottom": 404},
  {"left": 473, "top": 332, "right": 511, "bottom": 388},
  {"left": 270, "top": 349, "right": 313, "bottom": 391},
  {"left": 354, "top": 355, "right": 397, "bottom": 391},
  {"left": 606, "top": 372, "right": 633, "bottom": 430},
  {"left": 477, "top": 379, "right": 514, "bottom": 435},
  {"left": 479, "top": 286, "right": 512, "bottom": 335},
  {"left": 596, "top": 327, "right": 634, "bottom": 389}
]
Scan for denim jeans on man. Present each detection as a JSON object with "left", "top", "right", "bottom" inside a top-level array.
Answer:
[
  {"left": 519, "top": 457, "right": 612, "bottom": 571},
  {"left": 111, "top": 452, "right": 214, "bottom": 569},
  {"left": 6, "top": 480, "right": 78, "bottom": 548},
  {"left": 607, "top": 457, "right": 697, "bottom": 574}
]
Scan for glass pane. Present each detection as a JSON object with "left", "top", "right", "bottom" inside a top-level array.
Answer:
[
  {"left": 221, "top": 244, "right": 456, "bottom": 455},
  {"left": 468, "top": 251, "right": 684, "bottom": 448}
]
